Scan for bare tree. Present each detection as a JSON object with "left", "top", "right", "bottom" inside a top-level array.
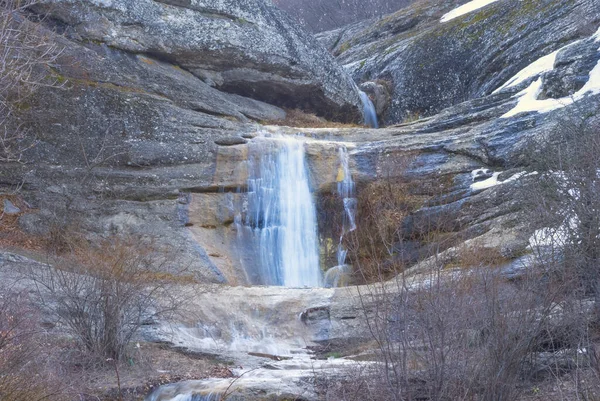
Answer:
[
  {"left": 26, "top": 234, "right": 190, "bottom": 362},
  {"left": 521, "top": 111, "right": 600, "bottom": 318},
  {"left": 0, "top": 0, "right": 60, "bottom": 163},
  {"left": 324, "top": 143, "right": 600, "bottom": 400}
]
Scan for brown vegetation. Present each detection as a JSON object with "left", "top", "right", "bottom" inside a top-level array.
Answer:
[
  {"left": 26, "top": 234, "right": 191, "bottom": 363},
  {"left": 0, "top": 287, "right": 67, "bottom": 401},
  {"left": 321, "top": 263, "right": 600, "bottom": 401},
  {"left": 265, "top": 108, "right": 363, "bottom": 129},
  {"left": 322, "top": 113, "right": 600, "bottom": 401},
  {"left": 0, "top": 195, "right": 47, "bottom": 251}
]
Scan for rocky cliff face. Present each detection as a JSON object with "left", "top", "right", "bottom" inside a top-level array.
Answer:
[
  {"left": 5, "top": 2, "right": 600, "bottom": 399},
  {"left": 33, "top": 0, "right": 363, "bottom": 122},
  {"left": 3, "top": 0, "right": 600, "bottom": 286},
  {"left": 318, "top": 0, "right": 600, "bottom": 125},
  {"left": 0, "top": 0, "right": 368, "bottom": 282},
  {"left": 272, "top": 0, "right": 416, "bottom": 33}
]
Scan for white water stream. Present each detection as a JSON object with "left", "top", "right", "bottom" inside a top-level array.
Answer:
[
  {"left": 236, "top": 135, "right": 322, "bottom": 287},
  {"left": 147, "top": 136, "right": 366, "bottom": 400},
  {"left": 325, "top": 147, "right": 358, "bottom": 287},
  {"left": 359, "top": 91, "right": 379, "bottom": 128}
]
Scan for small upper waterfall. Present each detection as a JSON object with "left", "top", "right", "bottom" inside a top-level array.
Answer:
[
  {"left": 237, "top": 135, "right": 322, "bottom": 288},
  {"left": 325, "top": 146, "right": 358, "bottom": 287},
  {"left": 359, "top": 91, "right": 379, "bottom": 128}
]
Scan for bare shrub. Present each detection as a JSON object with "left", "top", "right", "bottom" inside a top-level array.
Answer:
[
  {"left": 340, "top": 263, "right": 591, "bottom": 401},
  {"left": 26, "top": 234, "right": 191, "bottom": 362},
  {"left": 519, "top": 113, "right": 600, "bottom": 319},
  {"left": 0, "top": 286, "right": 67, "bottom": 400},
  {"left": 345, "top": 151, "right": 459, "bottom": 283},
  {"left": 0, "top": 0, "right": 61, "bottom": 162}
]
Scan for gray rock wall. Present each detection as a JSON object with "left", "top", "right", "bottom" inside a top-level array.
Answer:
[
  {"left": 273, "top": 0, "right": 416, "bottom": 33},
  {"left": 32, "top": 0, "right": 363, "bottom": 122},
  {"left": 320, "top": 0, "right": 600, "bottom": 125}
]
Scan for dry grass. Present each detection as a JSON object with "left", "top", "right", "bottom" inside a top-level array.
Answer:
[
  {"left": 0, "top": 195, "right": 46, "bottom": 251},
  {"left": 0, "top": 288, "right": 69, "bottom": 401},
  {"left": 444, "top": 242, "right": 511, "bottom": 270},
  {"left": 264, "top": 108, "right": 363, "bottom": 129},
  {"left": 76, "top": 342, "right": 233, "bottom": 401},
  {"left": 347, "top": 178, "right": 425, "bottom": 281}
]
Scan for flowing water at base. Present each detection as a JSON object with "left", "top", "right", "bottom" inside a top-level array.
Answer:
[{"left": 148, "top": 137, "right": 367, "bottom": 400}]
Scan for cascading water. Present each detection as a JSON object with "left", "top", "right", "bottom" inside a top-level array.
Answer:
[
  {"left": 325, "top": 146, "right": 358, "bottom": 287},
  {"left": 146, "top": 390, "right": 221, "bottom": 401},
  {"left": 236, "top": 135, "right": 322, "bottom": 288},
  {"left": 359, "top": 91, "right": 379, "bottom": 128},
  {"left": 149, "top": 140, "right": 360, "bottom": 400}
]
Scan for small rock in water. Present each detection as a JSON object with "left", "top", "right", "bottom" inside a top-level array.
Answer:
[{"left": 3, "top": 199, "right": 21, "bottom": 215}]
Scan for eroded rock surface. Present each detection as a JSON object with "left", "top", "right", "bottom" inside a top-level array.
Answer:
[
  {"left": 318, "top": 0, "right": 600, "bottom": 125},
  {"left": 3, "top": 0, "right": 600, "bottom": 286},
  {"left": 33, "top": 0, "right": 363, "bottom": 122}
]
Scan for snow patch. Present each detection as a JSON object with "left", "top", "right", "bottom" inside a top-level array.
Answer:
[
  {"left": 529, "top": 217, "right": 577, "bottom": 249},
  {"left": 529, "top": 226, "right": 568, "bottom": 248},
  {"left": 470, "top": 170, "right": 532, "bottom": 191},
  {"left": 440, "top": 0, "right": 501, "bottom": 23},
  {"left": 493, "top": 50, "right": 560, "bottom": 94},
  {"left": 471, "top": 172, "right": 500, "bottom": 190},
  {"left": 502, "top": 59, "right": 600, "bottom": 118},
  {"left": 500, "top": 26, "right": 600, "bottom": 118}
]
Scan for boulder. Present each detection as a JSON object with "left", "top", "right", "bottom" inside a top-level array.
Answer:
[{"left": 3, "top": 200, "right": 20, "bottom": 215}]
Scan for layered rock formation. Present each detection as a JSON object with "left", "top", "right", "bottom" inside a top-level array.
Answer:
[
  {"left": 33, "top": 0, "right": 363, "bottom": 121},
  {"left": 1, "top": 0, "right": 366, "bottom": 282},
  {"left": 2, "top": 0, "right": 600, "bottom": 286},
  {"left": 318, "top": 0, "right": 600, "bottom": 125},
  {"left": 3, "top": 1, "right": 600, "bottom": 399},
  {"left": 272, "top": 0, "right": 416, "bottom": 32}
]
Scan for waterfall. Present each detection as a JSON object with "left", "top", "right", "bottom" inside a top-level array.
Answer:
[
  {"left": 237, "top": 135, "right": 322, "bottom": 288},
  {"left": 325, "top": 146, "right": 357, "bottom": 287},
  {"left": 359, "top": 91, "right": 379, "bottom": 128}
]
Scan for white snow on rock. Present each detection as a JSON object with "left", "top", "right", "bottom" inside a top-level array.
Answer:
[
  {"left": 471, "top": 172, "right": 501, "bottom": 190},
  {"left": 440, "top": 0, "right": 501, "bottom": 23},
  {"left": 529, "top": 216, "right": 577, "bottom": 249},
  {"left": 501, "top": 26, "right": 600, "bottom": 118},
  {"left": 529, "top": 226, "right": 568, "bottom": 248},
  {"left": 493, "top": 50, "right": 560, "bottom": 94},
  {"left": 470, "top": 170, "right": 532, "bottom": 191},
  {"left": 502, "top": 60, "right": 600, "bottom": 118}
]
